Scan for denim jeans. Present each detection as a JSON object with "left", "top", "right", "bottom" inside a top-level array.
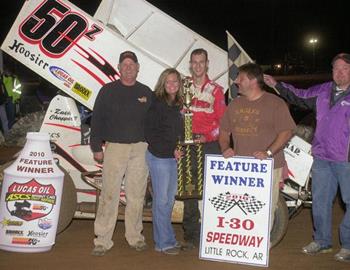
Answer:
[
  {"left": 5, "top": 100, "right": 15, "bottom": 129},
  {"left": 146, "top": 150, "right": 178, "bottom": 251},
  {"left": 0, "top": 104, "right": 9, "bottom": 135},
  {"left": 311, "top": 158, "right": 350, "bottom": 249}
]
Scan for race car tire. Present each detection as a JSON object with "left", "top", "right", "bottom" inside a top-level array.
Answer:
[
  {"left": 56, "top": 166, "right": 77, "bottom": 234},
  {"left": 270, "top": 194, "right": 289, "bottom": 248}
]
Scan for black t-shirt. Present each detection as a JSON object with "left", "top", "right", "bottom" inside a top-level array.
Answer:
[{"left": 90, "top": 80, "right": 153, "bottom": 152}]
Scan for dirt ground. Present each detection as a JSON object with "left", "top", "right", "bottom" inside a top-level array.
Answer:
[{"left": 0, "top": 146, "right": 349, "bottom": 270}]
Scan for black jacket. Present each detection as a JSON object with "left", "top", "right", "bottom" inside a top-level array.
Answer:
[{"left": 145, "top": 97, "right": 183, "bottom": 158}]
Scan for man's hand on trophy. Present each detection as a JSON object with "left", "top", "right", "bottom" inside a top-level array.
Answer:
[
  {"left": 174, "top": 149, "right": 183, "bottom": 161},
  {"left": 194, "top": 134, "right": 206, "bottom": 143}
]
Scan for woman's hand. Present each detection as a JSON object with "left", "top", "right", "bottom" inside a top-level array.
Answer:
[{"left": 174, "top": 149, "right": 183, "bottom": 161}]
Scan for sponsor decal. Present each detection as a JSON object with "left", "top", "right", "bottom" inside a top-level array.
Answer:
[
  {"left": 72, "top": 82, "right": 92, "bottom": 101},
  {"left": 49, "top": 66, "right": 74, "bottom": 87},
  {"left": 33, "top": 204, "right": 48, "bottom": 211},
  {"left": 5, "top": 229, "right": 23, "bottom": 236},
  {"left": 49, "top": 132, "right": 61, "bottom": 140},
  {"left": 48, "top": 108, "right": 77, "bottom": 122},
  {"left": 27, "top": 230, "right": 48, "bottom": 238},
  {"left": 8, "top": 39, "right": 49, "bottom": 70},
  {"left": 38, "top": 218, "right": 52, "bottom": 230},
  {"left": 0, "top": 218, "right": 23, "bottom": 227},
  {"left": 5, "top": 179, "right": 56, "bottom": 221},
  {"left": 11, "top": 237, "right": 39, "bottom": 245}
]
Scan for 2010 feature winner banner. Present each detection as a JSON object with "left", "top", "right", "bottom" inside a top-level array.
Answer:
[{"left": 200, "top": 155, "right": 273, "bottom": 267}]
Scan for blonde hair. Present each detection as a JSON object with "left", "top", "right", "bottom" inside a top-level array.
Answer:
[{"left": 154, "top": 68, "right": 183, "bottom": 106}]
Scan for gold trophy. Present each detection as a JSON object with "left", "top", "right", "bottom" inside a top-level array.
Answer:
[
  {"left": 176, "top": 78, "right": 203, "bottom": 199},
  {"left": 183, "top": 79, "right": 194, "bottom": 144}
]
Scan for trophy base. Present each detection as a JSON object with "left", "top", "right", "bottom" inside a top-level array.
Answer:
[{"left": 176, "top": 143, "right": 204, "bottom": 201}]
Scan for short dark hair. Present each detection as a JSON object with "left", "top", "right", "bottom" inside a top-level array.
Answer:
[
  {"left": 190, "top": 48, "right": 208, "bottom": 61},
  {"left": 238, "top": 63, "right": 264, "bottom": 88}
]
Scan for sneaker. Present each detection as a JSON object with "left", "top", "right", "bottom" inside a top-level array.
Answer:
[
  {"left": 335, "top": 248, "right": 350, "bottom": 262},
  {"left": 174, "top": 241, "right": 182, "bottom": 249},
  {"left": 130, "top": 240, "right": 147, "bottom": 251},
  {"left": 91, "top": 245, "right": 107, "bottom": 256},
  {"left": 302, "top": 241, "right": 332, "bottom": 255},
  {"left": 181, "top": 241, "right": 195, "bottom": 251},
  {"left": 162, "top": 247, "right": 179, "bottom": 255}
]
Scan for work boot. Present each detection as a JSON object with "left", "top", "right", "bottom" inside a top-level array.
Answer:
[
  {"left": 181, "top": 241, "right": 195, "bottom": 251},
  {"left": 91, "top": 245, "right": 107, "bottom": 256},
  {"left": 302, "top": 241, "right": 332, "bottom": 255},
  {"left": 130, "top": 240, "right": 147, "bottom": 251}
]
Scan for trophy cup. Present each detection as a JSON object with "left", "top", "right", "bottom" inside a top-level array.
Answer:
[{"left": 176, "top": 78, "right": 204, "bottom": 199}]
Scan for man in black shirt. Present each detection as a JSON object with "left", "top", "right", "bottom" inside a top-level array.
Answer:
[{"left": 90, "top": 51, "right": 153, "bottom": 256}]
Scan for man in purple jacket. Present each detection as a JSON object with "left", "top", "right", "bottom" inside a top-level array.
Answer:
[{"left": 264, "top": 53, "right": 350, "bottom": 263}]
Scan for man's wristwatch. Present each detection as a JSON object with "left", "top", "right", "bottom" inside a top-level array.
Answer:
[{"left": 266, "top": 149, "right": 273, "bottom": 157}]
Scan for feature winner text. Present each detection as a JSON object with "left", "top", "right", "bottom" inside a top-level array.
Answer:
[{"left": 209, "top": 159, "right": 268, "bottom": 187}]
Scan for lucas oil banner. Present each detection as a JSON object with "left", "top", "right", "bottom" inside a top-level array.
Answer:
[
  {"left": 200, "top": 155, "right": 273, "bottom": 267},
  {"left": 1, "top": 0, "right": 165, "bottom": 109}
]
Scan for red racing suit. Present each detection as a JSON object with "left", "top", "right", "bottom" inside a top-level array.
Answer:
[{"left": 189, "top": 76, "right": 226, "bottom": 142}]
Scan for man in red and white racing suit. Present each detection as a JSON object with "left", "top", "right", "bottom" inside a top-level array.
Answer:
[{"left": 181, "top": 48, "right": 226, "bottom": 250}]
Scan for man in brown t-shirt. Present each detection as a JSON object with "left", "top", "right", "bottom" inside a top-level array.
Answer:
[{"left": 219, "top": 63, "right": 296, "bottom": 231}]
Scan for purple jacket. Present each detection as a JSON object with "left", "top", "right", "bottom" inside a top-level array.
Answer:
[{"left": 281, "top": 81, "right": 350, "bottom": 162}]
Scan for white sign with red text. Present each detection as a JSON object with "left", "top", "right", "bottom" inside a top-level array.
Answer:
[{"left": 200, "top": 155, "right": 273, "bottom": 267}]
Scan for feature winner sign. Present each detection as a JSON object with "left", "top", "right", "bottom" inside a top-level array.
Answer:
[{"left": 200, "top": 155, "right": 273, "bottom": 267}]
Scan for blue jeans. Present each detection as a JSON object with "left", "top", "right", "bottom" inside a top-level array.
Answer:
[
  {"left": 146, "top": 150, "right": 178, "bottom": 251},
  {"left": 311, "top": 158, "right": 350, "bottom": 249},
  {"left": 0, "top": 104, "right": 9, "bottom": 135},
  {"left": 5, "top": 100, "right": 15, "bottom": 128}
]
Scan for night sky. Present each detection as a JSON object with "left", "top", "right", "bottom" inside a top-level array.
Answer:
[{"left": 1, "top": 0, "right": 349, "bottom": 71}]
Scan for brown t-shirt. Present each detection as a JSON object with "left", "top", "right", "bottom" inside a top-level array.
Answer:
[{"left": 220, "top": 92, "right": 296, "bottom": 168}]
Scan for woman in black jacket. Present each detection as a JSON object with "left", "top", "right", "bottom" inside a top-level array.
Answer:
[{"left": 145, "top": 68, "right": 183, "bottom": 255}]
